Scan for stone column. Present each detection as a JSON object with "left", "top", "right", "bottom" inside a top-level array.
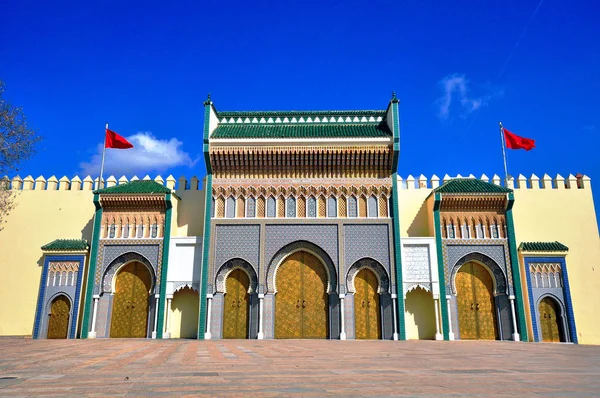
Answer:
[
  {"left": 391, "top": 293, "right": 399, "bottom": 341},
  {"left": 446, "top": 295, "right": 455, "bottom": 340},
  {"left": 339, "top": 294, "right": 346, "bottom": 340},
  {"left": 205, "top": 294, "right": 213, "bottom": 340},
  {"left": 164, "top": 295, "right": 173, "bottom": 339},
  {"left": 257, "top": 294, "right": 264, "bottom": 340},
  {"left": 152, "top": 294, "right": 160, "bottom": 339},
  {"left": 509, "top": 295, "right": 520, "bottom": 341},
  {"left": 434, "top": 297, "right": 443, "bottom": 340},
  {"left": 88, "top": 295, "right": 100, "bottom": 339}
]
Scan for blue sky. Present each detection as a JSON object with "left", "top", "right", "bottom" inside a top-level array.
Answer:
[{"left": 1, "top": 0, "right": 599, "bottom": 225}]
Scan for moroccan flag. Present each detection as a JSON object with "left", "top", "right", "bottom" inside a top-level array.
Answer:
[
  {"left": 105, "top": 128, "right": 134, "bottom": 149},
  {"left": 504, "top": 128, "right": 535, "bottom": 151}
]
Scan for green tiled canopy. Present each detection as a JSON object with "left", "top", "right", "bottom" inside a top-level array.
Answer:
[
  {"left": 519, "top": 241, "right": 569, "bottom": 252},
  {"left": 211, "top": 123, "right": 391, "bottom": 139},
  {"left": 434, "top": 178, "right": 512, "bottom": 194},
  {"left": 94, "top": 180, "right": 171, "bottom": 195},
  {"left": 42, "top": 239, "right": 89, "bottom": 251}
]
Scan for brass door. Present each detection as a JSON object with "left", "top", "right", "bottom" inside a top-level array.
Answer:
[
  {"left": 47, "top": 295, "right": 70, "bottom": 339},
  {"left": 110, "top": 262, "right": 152, "bottom": 338},
  {"left": 275, "top": 251, "right": 328, "bottom": 339},
  {"left": 354, "top": 269, "right": 381, "bottom": 339},
  {"left": 456, "top": 262, "right": 498, "bottom": 340},
  {"left": 539, "top": 297, "right": 561, "bottom": 342},
  {"left": 223, "top": 269, "right": 250, "bottom": 339}
]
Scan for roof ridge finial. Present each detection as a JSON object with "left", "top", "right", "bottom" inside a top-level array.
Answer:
[
  {"left": 391, "top": 91, "right": 399, "bottom": 103},
  {"left": 203, "top": 92, "right": 212, "bottom": 106}
]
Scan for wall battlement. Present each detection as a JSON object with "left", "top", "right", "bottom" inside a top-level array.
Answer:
[
  {"left": 398, "top": 173, "right": 592, "bottom": 191},
  {"left": 2, "top": 175, "right": 205, "bottom": 192},
  {"left": 3, "top": 173, "right": 591, "bottom": 192}
]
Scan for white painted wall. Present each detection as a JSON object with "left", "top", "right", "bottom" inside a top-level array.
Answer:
[{"left": 166, "top": 237, "right": 202, "bottom": 294}]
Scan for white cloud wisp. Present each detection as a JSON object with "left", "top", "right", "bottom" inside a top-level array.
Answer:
[
  {"left": 437, "top": 74, "right": 488, "bottom": 120},
  {"left": 79, "top": 132, "right": 198, "bottom": 177}
]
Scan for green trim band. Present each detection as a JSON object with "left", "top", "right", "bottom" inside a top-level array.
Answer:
[
  {"left": 391, "top": 173, "right": 406, "bottom": 340},
  {"left": 156, "top": 193, "right": 173, "bottom": 338},
  {"left": 433, "top": 193, "right": 450, "bottom": 340},
  {"left": 505, "top": 192, "right": 529, "bottom": 341},
  {"left": 80, "top": 194, "right": 102, "bottom": 339},
  {"left": 197, "top": 175, "right": 212, "bottom": 339}
]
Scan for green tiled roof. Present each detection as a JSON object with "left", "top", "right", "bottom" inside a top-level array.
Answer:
[
  {"left": 434, "top": 178, "right": 512, "bottom": 194},
  {"left": 211, "top": 123, "right": 392, "bottom": 139},
  {"left": 519, "top": 241, "right": 569, "bottom": 252},
  {"left": 217, "top": 110, "right": 386, "bottom": 118},
  {"left": 94, "top": 180, "right": 171, "bottom": 195},
  {"left": 42, "top": 239, "right": 89, "bottom": 251}
]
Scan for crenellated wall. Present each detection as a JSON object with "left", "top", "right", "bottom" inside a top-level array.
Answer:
[{"left": 0, "top": 174, "right": 205, "bottom": 336}]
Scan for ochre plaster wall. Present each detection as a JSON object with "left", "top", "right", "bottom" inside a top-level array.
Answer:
[
  {"left": 512, "top": 185, "right": 600, "bottom": 345},
  {"left": 397, "top": 187, "right": 433, "bottom": 237},
  {"left": 0, "top": 190, "right": 95, "bottom": 336},
  {"left": 169, "top": 287, "right": 200, "bottom": 338}
]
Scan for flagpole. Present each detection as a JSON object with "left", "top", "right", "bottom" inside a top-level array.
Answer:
[
  {"left": 499, "top": 121, "right": 509, "bottom": 186},
  {"left": 99, "top": 123, "right": 108, "bottom": 189}
]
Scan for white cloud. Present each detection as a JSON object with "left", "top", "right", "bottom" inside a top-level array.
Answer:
[
  {"left": 79, "top": 132, "right": 198, "bottom": 177},
  {"left": 436, "top": 74, "right": 489, "bottom": 120}
]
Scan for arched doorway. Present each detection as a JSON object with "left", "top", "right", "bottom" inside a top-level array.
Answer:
[
  {"left": 47, "top": 295, "right": 70, "bottom": 339},
  {"left": 354, "top": 268, "right": 381, "bottom": 339},
  {"left": 456, "top": 261, "right": 498, "bottom": 340},
  {"left": 275, "top": 251, "right": 328, "bottom": 339},
  {"left": 110, "top": 262, "right": 152, "bottom": 338},
  {"left": 223, "top": 269, "right": 250, "bottom": 339},
  {"left": 171, "top": 286, "right": 199, "bottom": 339},
  {"left": 539, "top": 297, "right": 563, "bottom": 342},
  {"left": 404, "top": 286, "right": 436, "bottom": 340}
]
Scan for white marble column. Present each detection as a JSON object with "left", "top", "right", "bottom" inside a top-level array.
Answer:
[
  {"left": 509, "top": 295, "right": 520, "bottom": 341},
  {"left": 164, "top": 295, "right": 172, "bottom": 339},
  {"left": 257, "top": 294, "right": 264, "bottom": 339},
  {"left": 339, "top": 294, "right": 346, "bottom": 340},
  {"left": 88, "top": 295, "right": 100, "bottom": 338},
  {"left": 152, "top": 294, "right": 160, "bottom": 339},
  {"left": 446, "top": 295, "right": 455, "bottom": 340},
  {"left": 434, "top": 297, "right": 443, "bottom": 340},
  {"left": 205, "top": 294, "right": 213, "bottom": 340},
  {"left": 391, "top": 293, "right": 399, "bottom": 341}
]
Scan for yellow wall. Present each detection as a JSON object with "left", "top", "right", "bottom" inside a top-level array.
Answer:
[
  {"left": 398, "top": 185, "right": 433, "bottom": 237},
  {"left": 511, "top": 182, "right": 600, "bottom": 345},
  {"left": 0, "top": 189, "right": 95, "bottom": 336},
  {"left": 169, "top": 287, "right": 199, "bottom": 338}
]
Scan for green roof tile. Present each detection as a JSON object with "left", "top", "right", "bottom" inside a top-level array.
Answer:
[
  {"left": 94, "top": 180, "right": 171, "bottom": 195},
  {"left": 217, "top": 110, "right": 386, "bottom": 118},
  {"left": 519, "top": 241, "right": 569, "bottom": 252},
  {"left": 434, "top": 178, "right": 512, "bottom": 194},
  {"left": 42, "top": 239, "right": 89, "bottom": 251},
  {"left": 211, "top": 123, "right": 392, "bottom": 139}
]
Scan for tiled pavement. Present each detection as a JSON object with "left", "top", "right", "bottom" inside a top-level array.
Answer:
[{"left": 0, "top": 338, "right": 599, "bottom": 397}]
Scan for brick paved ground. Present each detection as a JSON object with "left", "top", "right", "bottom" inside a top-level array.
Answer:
[{"left": 0, "top": 339, "right": 599, "bottom": 397}]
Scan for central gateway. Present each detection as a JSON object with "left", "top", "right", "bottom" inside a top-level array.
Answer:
[{"left": 275, "top": 251, "right": 328, "bottom": 339}]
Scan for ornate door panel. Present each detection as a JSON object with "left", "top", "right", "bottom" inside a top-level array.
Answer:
[
  {"left": 354, "top": 269, "right": 381, "bottom": 340},
  {"left": 223, "top": 269, "right": 250, "bottom": 339},
  {"left": 47, "top": 295, "right": 70, "bottom": 339},
  {"left": 275, "top": 251, "right": 328, "bottom": 339},
  {"left": 456, "top": 262, "right": 498, "bottom": 340},
  {"left": 301, "top": 252, "right": 328, "bottom": 339},
  {"left": 110, "top": 262, "right": 151, "bottom": 338},
  {"left": 539, "top": 297, "right": 561, "bottom": 342}
]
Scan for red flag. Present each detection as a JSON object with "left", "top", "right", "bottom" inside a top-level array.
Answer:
[
  {"left": 105, "top": 128, "right": 134, "bottom": 149},
  {"left": 504, "top": 128, "right": 535, "bottom": 151}
]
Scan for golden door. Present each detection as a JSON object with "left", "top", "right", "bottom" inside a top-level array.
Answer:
[
  {"left": 456, "top": 262, "right": 498, "bottom": 340},
  {"left": 47, "top": 295, "right": 70, "bottom": 339},
  {"left": 223, "top": 269, "right": 250, "bottom": 339},
  {"left": 354, "top": 269, "right": 381, "bottom": 339},
  {"left": 110, "top": 262, "right": 152, "bottom": 338},
  {"left": 275, "top": 251, "right": 328, "bottom": 339},
  {"left": 539, "top": 297, "right": 561, "bottom": 342}
]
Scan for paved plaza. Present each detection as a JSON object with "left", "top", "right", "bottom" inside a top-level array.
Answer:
[{"left": 0, "top": 338, "right": 599, "bottom": 397}]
